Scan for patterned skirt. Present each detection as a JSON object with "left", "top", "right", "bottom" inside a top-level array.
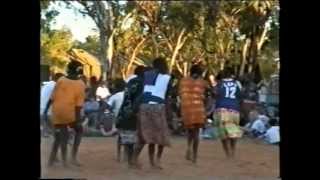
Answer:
[
  {"left": 137, "top": 104, "right": 171, "bottom": 147},
  {"left": 213, "top": 108, "right": 242, "bottom": 139}
]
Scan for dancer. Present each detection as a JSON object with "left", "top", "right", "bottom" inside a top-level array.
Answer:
[
  {"left": 214, "top": 67, "right": 242, "bottom": 159},
  {"left": 117, "top": 66, "right": 145, "bottom": 167},
  {"left": 133, "top": 58, "right": 172, "bottom": 169},
  {"left": 44, "top": 60, "right": 86, "bottom": 167},
  {"left": 179, "top": 64, "right": 208, "bottom": 163}
]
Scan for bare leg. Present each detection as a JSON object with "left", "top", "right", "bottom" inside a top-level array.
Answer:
[
  {"left": 186, "top": 129, "right": 193, "bottom": 160},
  {"left": 148, "top": 144, "right": 156, "bottom": 167},
  {"left": 48, "top": 128, "right": 61, "bottom": 166},
  {"left": 132, "top": 143, "right": 144, "bottom": 168},
  {"left": 123, "top": 145, "right": 128, "bottom": 162},
  {"left": 60, "top": 126, "right": 69, "bottom": 167},
  {"left": 230, "top": 138, "right": 237, "bottom": 158},
  {"left": 221, "top": 139, "right": 230, "bottom": 158},
  {"left": 192, "top": 128, "right": 200, "bottom": 163},
  {"left": 71, "top": 124, "right": 83, "bottom": 166},
  {"left": 156, "top": 145, "right": 164, "bottom": 169},
  {"left": 127, "top": 144, "right": 134, "bottom": 167},
  {"left": 117, "top": 136, "right": 121, "bottom": 162}
]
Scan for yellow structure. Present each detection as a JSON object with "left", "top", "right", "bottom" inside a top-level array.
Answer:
[{"left": 68, "top": 49, "right": 102, "bottom": 79}]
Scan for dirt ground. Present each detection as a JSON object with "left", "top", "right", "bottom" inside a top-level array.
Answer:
[{"left": 41, "top": 136, "right": 279, "bottom": 180}]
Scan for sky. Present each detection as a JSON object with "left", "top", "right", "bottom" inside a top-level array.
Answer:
[
  {"left": 47, "top": 1, "right": 128, "bottom": 42},
  {"left": 48, "top": 2, "right": 97, "bottom": 42}
]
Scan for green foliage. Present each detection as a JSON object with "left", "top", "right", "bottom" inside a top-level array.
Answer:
[
  {"left": 41, "top": 28, "right": 74, "bottom": 73},
  {"left": 41, "top": 0, "right": 279, "bottom": 80},
  {"left": 73, "top": 35, "right": 100, "bottom": 57}
]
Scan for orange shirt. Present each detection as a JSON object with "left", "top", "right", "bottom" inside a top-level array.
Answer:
[
  {"left": 51, "top": 77, "right": 86, "bottom": 125},
  {"left": 179, "top": 77, "right": 208, "bottom": 128}
]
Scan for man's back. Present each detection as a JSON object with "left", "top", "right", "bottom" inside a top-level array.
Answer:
[
  {"left": 215, "top": 79, "right": 241, "bottom": 111},
  {"left": 51, "top": 77, "right": 86, "bottom": 125}
]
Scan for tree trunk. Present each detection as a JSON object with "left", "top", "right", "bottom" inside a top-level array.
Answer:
[
  {"left": 151, "top": 34, "right": 159, "bottom": 57},
  {"left": 169, "top": 28, "right": 187, "bottom": 73},
  {"left": 107, "top": 29, "right": 116, "bottom": 79},
  {"left": 220, "top": 58, "right": 225, "bottom": 71},
  {"left": 99, "top": 31, "right": 108, "bottom": 81},
  {"left": 126, "top": 38, "right": 146, "bottom": 77},
  {"left": 239, "top": 38, "right": 251, "bottom": 77},
  {"left": 183, "top": 62, "right": 188, "bottom": 77}
]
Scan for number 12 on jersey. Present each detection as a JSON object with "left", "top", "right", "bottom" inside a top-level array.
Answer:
[{"left": 223, "top": 83, "right": 236, "bottom": 99}]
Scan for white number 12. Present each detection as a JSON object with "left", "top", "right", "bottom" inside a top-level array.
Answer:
[{"left": 224, "top": 85, "right": 236, "bottom": 99}]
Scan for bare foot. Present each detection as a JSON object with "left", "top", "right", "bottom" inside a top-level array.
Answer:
[
  {"left": 63, "top": 162, "right": 69, "bottom": 168},
  {"left": 185, "top": 149, "right": 191, "bottom": 161},
  {"left": 192, "top": 157, "right": 197, "bottom": 164},
  {"left": 130, "top": 162, "right": 143, "bottom": 169},
  {"left": 70, "top": 159, "right": 82, "bottom": 167},
  {"left": 154, "top": 159, "right": 163, "bottom": 170}
]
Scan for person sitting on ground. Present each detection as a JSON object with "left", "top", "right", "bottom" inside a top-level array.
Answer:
[
  {"left": 260, "top": 118, "right": 280, "bottom": 145},
  {"left": 96, "top": 81, "right": 111, "bottom": 101},
  {"left": 83, "top": 97, "right": 100, "bottom": 128},
  {"left": 243, "top": 111, "right": 269, "bottom": 138}
]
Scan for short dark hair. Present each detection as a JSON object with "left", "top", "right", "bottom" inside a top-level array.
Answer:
[
  {"left": 190, "top": 64, "right": 203, "bottom": 76},
  {"left": 53, "top": 73, "right": 64, "bottom": 81},
  {"left": 112, "top": 78, "right": 126, "bottom": 93},
  {"left": 134, "top": 66, "right": 146, "bottom": 77},
  {"left": 221, "top": 67, "right": 234, "bottom": 79},
  {"left": 152, "top": 57, "right": 168, "bottom": 74},
  {"left": 67, "top": 60, "right": 83, "bottom": 76}
]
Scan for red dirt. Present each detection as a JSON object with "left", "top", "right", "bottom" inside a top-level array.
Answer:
[{"left": 41, "top": 136, "right": 279, "bottom": 180}]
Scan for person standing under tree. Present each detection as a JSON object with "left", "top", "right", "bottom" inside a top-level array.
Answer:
[
  {"left": 179, "top": 64, "right": 209, "bottom": 163},
  {"left": 133, "top": 58, "right": 172, "bottom": 169},
  {"left": 44, "top": 60, "right": 86, "bottom": 167},
  {"left": 214, "top": 67, "right": 243, "bottom": 159}
]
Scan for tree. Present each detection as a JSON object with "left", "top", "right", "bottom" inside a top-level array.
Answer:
[
  {"left": 73, "top": 35, "right": 100, "bottom": 57},
  {"left": 73, "top": 0, "right": 114, "bottom": 80},
  {"left": 41, "top": 28, "right": 74, "bottom": 73},
  {"left": 41, "top": 0, "right": 59, "bottom": 33},
  {"left": 235, "top": 0, "right": 278, "bottom": 77}
]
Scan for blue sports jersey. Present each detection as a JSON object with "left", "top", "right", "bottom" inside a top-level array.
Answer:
[{"left": 215, "top": 79, "right": 241, "bottom": 111}]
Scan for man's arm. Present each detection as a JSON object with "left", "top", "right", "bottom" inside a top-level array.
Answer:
[{"left": 75, "top": 106, "right": 82, "bottom": 123}]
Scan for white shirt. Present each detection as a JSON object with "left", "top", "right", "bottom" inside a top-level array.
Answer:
[
  {"left": 143, "top": 74, "right": 171, "bottom": 104},
  {"left": 96, "top": 86, "right": 111, "bottom": 100},
  {"left": 107, "top": 91, "right": 125, "bottom": 117},
  {"left": 251, "top": 119, "right": 267, "bottom": 134},
  {"left": 264, "top": 126, "right": 280, "bottom": 144},
  {"left": 40, "top": 81, "right": 56, "bottom": 115}
]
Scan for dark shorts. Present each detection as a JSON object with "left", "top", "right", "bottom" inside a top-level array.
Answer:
[{"left": 54, "top": 122, "right": 83, "bottom": 133}]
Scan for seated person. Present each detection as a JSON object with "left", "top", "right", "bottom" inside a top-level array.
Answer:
[
  {"left": 83, "top": 98, "right": 100, "bottom": 127},
  {"left": 260, "top": 118, "right": 280, "bottom": 145},
  {"left": 243, "top": 111, "right": 269, "bottom": 138}
]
